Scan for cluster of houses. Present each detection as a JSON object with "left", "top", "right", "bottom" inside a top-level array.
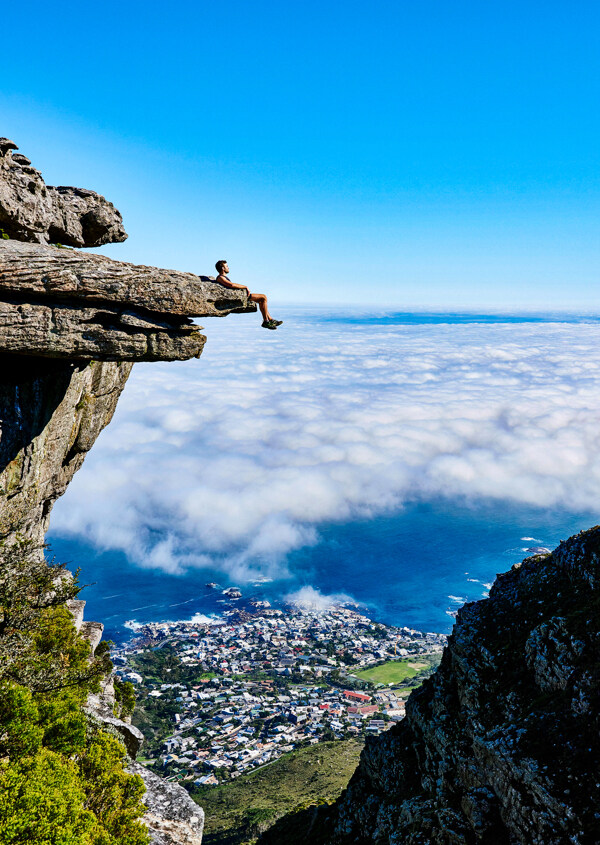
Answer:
[
  {"left": 139, "top": 681, "right": 408, "bottom": 784},
  {"left": 114, "top": 604, "right": 445, "bottom": 784}
]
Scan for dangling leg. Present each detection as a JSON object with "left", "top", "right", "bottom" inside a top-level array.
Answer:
[
  {"left": 249, "top": 293, "right": 271, "bottom": 321},
  {"left": 249, "top": 293, "right": 282, "bottom": 328}
]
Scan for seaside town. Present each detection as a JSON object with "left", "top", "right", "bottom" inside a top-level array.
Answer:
[{"left": 113, "top": 593, "right": 446, "bottom": 786}]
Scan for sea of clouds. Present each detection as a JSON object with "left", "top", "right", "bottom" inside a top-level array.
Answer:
[{"left": 50, "top": 309, "right": 600, "bottom": 581}]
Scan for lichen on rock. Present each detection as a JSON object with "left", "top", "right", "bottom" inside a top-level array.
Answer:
[{"left": 129, "top": 761, "right": 205, "bottom": 845}]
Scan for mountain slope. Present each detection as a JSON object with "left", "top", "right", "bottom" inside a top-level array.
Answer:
[{"left": 262, "top": 528, "right": 600, "bottom": 845}]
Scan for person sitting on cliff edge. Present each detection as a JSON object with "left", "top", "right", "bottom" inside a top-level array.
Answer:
[{"left": 215, "top": 260, "right": 282, "bottom": 330}]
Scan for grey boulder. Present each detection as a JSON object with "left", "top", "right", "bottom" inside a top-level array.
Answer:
[
  {"left": 129, "top": 761, "right": 205, "bottom": 845},
  {"left": 0, "top": 138, "right": 127, "bottom": 247}
]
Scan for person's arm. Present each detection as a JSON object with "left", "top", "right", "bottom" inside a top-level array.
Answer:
[{"left": 216, "top": 274, "right": 250, "bottom": 294}]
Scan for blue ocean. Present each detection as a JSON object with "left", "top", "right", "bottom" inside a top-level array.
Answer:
[
  {"left": 48, "top": 500, "right": 596, "bottom": 643},
  {"left": 46, "top": 310, "right": 600, "bottom": 643}
]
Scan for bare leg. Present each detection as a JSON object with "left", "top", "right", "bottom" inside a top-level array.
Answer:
[{"left": 249, "top": 293, "right": 272, "bottom": 322}]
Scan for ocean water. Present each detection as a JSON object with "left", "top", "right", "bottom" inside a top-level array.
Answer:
[
  {"left": 45, "top": 309, "right": 600, "bottom": 642},
  {"left": 47, "top": 499, "right": 596, "bottom": 643}
]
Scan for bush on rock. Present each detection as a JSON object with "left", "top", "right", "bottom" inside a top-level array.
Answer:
[{"left": 0, "top": 540, "right": 148, "bottom": 845}]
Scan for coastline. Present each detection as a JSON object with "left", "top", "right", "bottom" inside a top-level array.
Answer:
[{"left": 48, "top": 497, "right": 596, "bottom": 645}]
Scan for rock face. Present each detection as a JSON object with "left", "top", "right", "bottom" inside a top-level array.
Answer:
[
  {"left": 129, "top": 762, "right": 205, "bottom": 845},
  {"left": 286, "top": 531, "right": 600, "bottom": 845},
  {"left": 0, "top": 137, "right": 127, "bottom": 246},
  {"left": 0, "top": 138, "right": 253, "bottom": 844},
  {"left": 0, "top": 239, "right": 253, "bottom": 320},
  {"left": 0, "top": 356, "right": 132, "bottom": 544},
  {"left": 0, "top": 239, "right": 254, "bottom": 362}
]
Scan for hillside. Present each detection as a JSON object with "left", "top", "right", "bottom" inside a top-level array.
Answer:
[
  {"left": 191, "top": 739, "right": 363, "bottom": 845},
  {"left": 261, "top": 528, "right": 600, "bottom": 844}
]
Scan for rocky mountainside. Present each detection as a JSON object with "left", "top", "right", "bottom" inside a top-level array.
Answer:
[
  {"left": 0, "top": 135, "right": 127, "bottom": 246},
  {"left": 262, "top": 529, "right": 600, "bottom": 845},
  {"left": 0, "top": 137, "right": 255, "bottom": 548},
  {"left": 0, "top": 137, "right": 255, "bottom": 844}
]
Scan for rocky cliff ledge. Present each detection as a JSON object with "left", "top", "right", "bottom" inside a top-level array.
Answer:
[
  {"left": 266, "top": 529, "right": 600, "bottom": 845},
  {"left": 0, "top": 137, "right": 255, "bottom": 546},
  {"left": 0, "top": 138, "right": 255, "bottom": 844}
]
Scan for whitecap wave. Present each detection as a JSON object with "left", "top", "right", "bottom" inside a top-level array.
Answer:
[
  {"left": 285, "top": 585, "right": 353, "bottom": 611},
  {"left": 188, "top": 613, "right": 220, "bottom": 625}
]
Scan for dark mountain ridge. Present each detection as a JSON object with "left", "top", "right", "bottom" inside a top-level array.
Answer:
[{"left": 260, "top": 528, "right": 600, "bottom": 844}]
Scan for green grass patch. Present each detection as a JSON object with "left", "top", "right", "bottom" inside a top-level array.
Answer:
[
  {"left": 190, "top": 739, "right": 363, "bottom": 845},
  {"left": 352, "top": 658, "right": 429, "bottom": 686}
]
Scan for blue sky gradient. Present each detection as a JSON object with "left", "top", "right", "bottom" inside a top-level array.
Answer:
[{"left": 1, "top": 1, "right": 599, "bottom": 306}]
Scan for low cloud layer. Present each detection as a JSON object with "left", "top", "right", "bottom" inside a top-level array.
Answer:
[{"left": 50, "top": 311, "right": 600, "bottom": 578}]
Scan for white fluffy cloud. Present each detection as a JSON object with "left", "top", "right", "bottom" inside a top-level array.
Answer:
[
  {"left": 284, "top": 586, "right": 353, "bottom": 611},
  {"left": 50, "top": 310, "right": 600, "bottom": 578}
]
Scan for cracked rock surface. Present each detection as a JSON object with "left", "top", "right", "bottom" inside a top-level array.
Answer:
[
  {"left": 0, "top": 239, "right": 254, "bottom": 360},
  {"left": 0, "top": 239, "right": 252, "bottom": 319},
  {"left": 129, "top": 761, "right": 205, "bottom": 845},
  {"left": 0, "top": 137, "right": 127, "bottom": 246},
  {"left": 0, "top": 296, "right": 206, "bottom": 361},
  {"left": 0, "top": 356, "right": 132, "bottom": 544}
]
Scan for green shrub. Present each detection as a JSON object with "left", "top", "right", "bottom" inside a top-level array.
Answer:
[
  {"left": 0, "top": 683, "right": 43, "bottom": 759},
  {"left": 0, "top": 540, "right": 149, "bottom": 844},
  {"left": 114, "top": 680, "right": 136, "bottom": 719},
  {"left": 79, "top": 732, "right": 148, "bottom": 844},
  {"left": 0, "top": 749, "right": 98, "bottom": 845}
]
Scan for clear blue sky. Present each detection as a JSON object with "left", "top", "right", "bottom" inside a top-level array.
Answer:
[{"left": 1, "top": 1, "right": 599, "bottom": 308}]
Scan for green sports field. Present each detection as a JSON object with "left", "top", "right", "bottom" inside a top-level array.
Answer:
[{"left": 352, "top": 658, "right": 429, "bottom": 685}]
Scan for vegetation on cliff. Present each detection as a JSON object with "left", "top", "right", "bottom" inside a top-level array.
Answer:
[{"left": 0, "top": 540, "right": 149, "bottom": 845}]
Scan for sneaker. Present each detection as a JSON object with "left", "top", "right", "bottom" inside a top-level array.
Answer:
[
  {"left": 262, "top": 320, "right": 277, "bottom": 330},
  {"left": 272, "top": 319, "right": 283, "bottom": 326}
]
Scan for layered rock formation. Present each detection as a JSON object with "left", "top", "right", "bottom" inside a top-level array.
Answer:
[
  {"left": 0, "top": 136, "right": 127, "bottom": 246},
  {"left": 0, "top": 138, "right": 255, "bottom": 844},
  {"left": 0, "top": 228, "right": 253, "bottom": 363},
  {"left": 0, "top": 144, "right": 255, "bottom": 544},
  {"left": 267, "top": 530, "right": 600, "bottom": 845}
]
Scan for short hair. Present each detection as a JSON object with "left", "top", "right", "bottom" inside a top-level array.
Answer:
[{"left": 215, "top": 259, "right": 227, "bottom": 273}]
